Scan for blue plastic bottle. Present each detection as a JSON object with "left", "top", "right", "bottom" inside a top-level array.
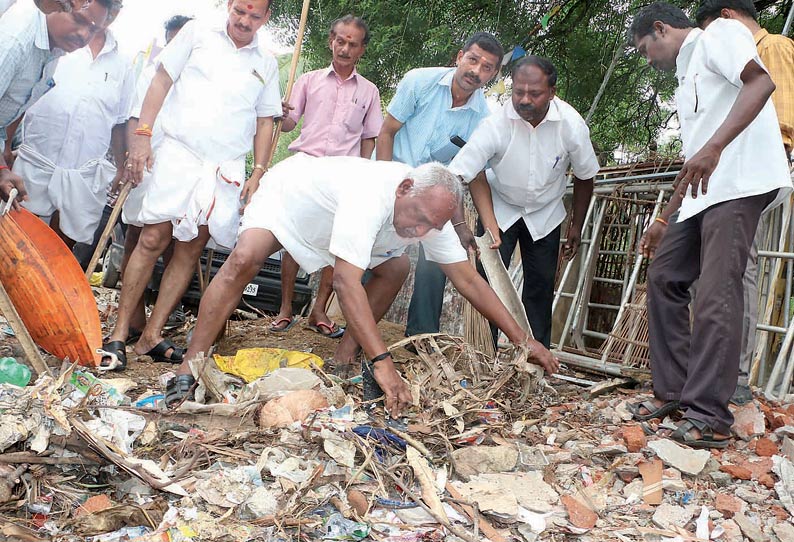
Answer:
[{"left": 0, "top": 357, "right": 32, "bottom": 386}]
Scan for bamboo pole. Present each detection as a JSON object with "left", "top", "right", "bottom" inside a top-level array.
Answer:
[
  {"left": 85, "top": 183, "right": 132, "bottom": 281},
  {"left": 0, "top": 280, "right": 50, "bottom": 376},
  {"left": 266, "top": 0, "right": 311, "bottom": 167}
]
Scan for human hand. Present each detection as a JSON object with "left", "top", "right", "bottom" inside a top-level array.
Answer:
[
  {"left": 639, "top": 220, "right": 667, "bottom": 259},
  {"left": 675, "top": 143, "right": 720, "bottom": 199},
  {"left": 3, "top": 146, "right": 14, "bottom": 170},
  {"left": 0, "top": 169, "right": 28, "bottom": 210},
  {"left": 239, "top": 174, "right": 262, "bottom": 213},
  {"left": 563, "top": 224, "right": 581, "bottom": 259},
  {"left": 454, "top": 222, "right": 477, "bottom": 253},
  {"left": 126, "top": 135, "right": 153, "bottom": 186},
  {"left": 525, "top": 339, "right": 559, "bottom": 375},
  {"left": 281, "top": 100, "right": 294, "bottom": 119},
  {"left": 483, "top": 227, "right": 501, "bottom": 249},
  {"left": 372, "top": 358, "right": 412, "bottom": 417}
]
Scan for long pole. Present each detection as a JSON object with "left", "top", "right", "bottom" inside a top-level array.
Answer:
[
  {"left": 783, "top": 1, "right": 794, "bottom": 36},
  {"left": 84, "top": 183, "right": 132, "bottom": 281},
  {"left": 266, "top": 0, "right": 311, "bottom": 167}
]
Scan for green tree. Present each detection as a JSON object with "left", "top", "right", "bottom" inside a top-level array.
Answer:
[{"left": 270, "top": 0, "right": 792, "bottom": 161}]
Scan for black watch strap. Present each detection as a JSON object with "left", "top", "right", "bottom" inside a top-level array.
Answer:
[{"left": 370, "top": 352, "right": 392, "bottom": 364}]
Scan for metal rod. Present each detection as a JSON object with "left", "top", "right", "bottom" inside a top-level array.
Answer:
[
  {"left": 764, "top": 318, "right": 794, "bottom": 399},
  {"left": 553, "top": 195, "right": 596, "bottom": 315}
]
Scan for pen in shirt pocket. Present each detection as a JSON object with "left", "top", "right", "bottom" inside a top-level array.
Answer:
[{"left": 552, "top": 155, "right": 561, "bottom": 169}]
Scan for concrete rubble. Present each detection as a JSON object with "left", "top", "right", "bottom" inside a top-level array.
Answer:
[{"left": 0, "top": 314, "right": 793, "bottom": 542}]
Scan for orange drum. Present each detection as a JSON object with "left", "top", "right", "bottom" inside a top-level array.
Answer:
[{"left": 0, "top": 208, "right": 102, "bottom": 366}]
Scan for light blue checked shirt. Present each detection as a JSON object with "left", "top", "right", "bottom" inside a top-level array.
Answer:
[
  {"left": 0, "top": 3, "right": 61, "bottom": 141},
  {"left": 387, "top": 67, "right": 490, "bottom": 167}
]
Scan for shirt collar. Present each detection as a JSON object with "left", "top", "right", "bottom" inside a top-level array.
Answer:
[
  {"left": 506, "top": 97, "right": 561, "bottom": 125},
  {"left": 439, "top": 68, "right": 486, "bottom": 113},
  {"left": 94, "top": 29, "right": 118, "bottom": 59},
  {"left": 754, "top": 28, "right": 769, "bottom": 45},
  {"left": 213, "top": 18, "right": 260, "bottom": 50},
  {"left": 676, "top": 28, "right": 701, "bottom": 76},
  {"left": 325, "top": 64, "right": 359, "bottom": 82},
  {"left": 34, "top": 10, "right": 51, "bottom": 52}
]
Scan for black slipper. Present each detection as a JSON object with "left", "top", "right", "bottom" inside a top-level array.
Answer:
[
  {"left": 143, "top": 339, "right": 184, "bottom": 364},
  {"left": 99, "top": 340, "right": 127, "bottom": 372},
  {"left": 628, "top": 399, "right": 680, "bottom": 422},
  {"left": 165, "top": 374, "right": 196, "bottom": 408},
  {"left": 670, "top": 418, "right": 731, "bottom": 449}
]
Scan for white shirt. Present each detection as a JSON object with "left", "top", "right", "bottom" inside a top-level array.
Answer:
[
  {"left": 241, "top": 154, "right": 468, "bottom": 274},
  {"left": 449, "top": 98, "right": 600, "bottom": 239},
  {"left": 0, "top": 0, "right": 17, "bottom": 16},
  {"left": 21, "top": 30, "right": 134, "bottom": 167},
  {"left": 675, "top": 19, "right": 792, "bottom": 222},
  {"left": 155, "top": 19, "right": 281, "bottom": 164}
]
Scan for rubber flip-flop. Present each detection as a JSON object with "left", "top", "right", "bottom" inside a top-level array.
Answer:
[
  {"left": 143, "top": 339, "right": 184, "bottom": 364},
  {"left": 306, "top": 321, "right": 345, "bottom": 339},
  {"left": 269, "top": 316, "right": 298, "bottom": 333},
  {"left": 98, "top": 340, "right": 127, "bottom": 372}
]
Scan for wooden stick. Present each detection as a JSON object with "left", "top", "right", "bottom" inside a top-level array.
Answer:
[
  {"left": 266, "top": 0, "right": 311, "bottom": 167},
  {"left": 0, "top": 279, "right": 50, "bottom": 376},
  {"left": 445, "top": 482, "right": 506, "bottom": 542},
  {"left": 85, "top": 183, "right": 132, "bottom": 281}
]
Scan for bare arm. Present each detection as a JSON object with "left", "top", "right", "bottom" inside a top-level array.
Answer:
[
  {"left": 0, "top": 116, "right": 27, "bottom": 208},
  {"left": 240, "top": 116, "right": 274, "bottom": 207},
  {"left": 676, "top": 60, "right": 776, "bottom": 198},
  {"left": 468, "top": 171, "right": 500, "bottom": 248},
  {"left": 440, "top": 261, "right": 559, "bottom": 374},
  {"left": 563, "top": 177, "right": 594, "bottom": 259},
  {"left": 110, "top": 122, "right": 127, "bottom": 170},
  {"left": 360, "top": 137, "right": 376, "bottom": 158},
  {"left": 280, "top": 100, "right": 297, "bottom": 132},
  {"left": 127, "top": 67, "right": 173, "bottom": 184},
  {"left": 333, "top": 258, "right": 412, "bottom": 414},
  {"left": 375, "top": 114, "right": 403, "bottom": 161}
]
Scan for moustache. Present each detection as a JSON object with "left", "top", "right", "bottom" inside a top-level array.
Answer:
[
  {"left": 464, "top": 73, "right": 481, "bottom": 85},
  {"left": 235, "top": 24, "right": 251, "bottom": 33},
  {"left": 517, "top": 104, "right": 537, "bottom": 113}
]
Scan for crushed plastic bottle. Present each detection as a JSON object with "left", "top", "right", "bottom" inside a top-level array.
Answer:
[{"left": 0, "top": 357, "right": 31, "bottom": 387}]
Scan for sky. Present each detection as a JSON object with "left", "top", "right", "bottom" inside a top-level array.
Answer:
[{"left": 111, "top": 0, "right": 285, "bottom": 59}]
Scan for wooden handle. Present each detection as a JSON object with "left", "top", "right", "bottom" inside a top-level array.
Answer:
[
  {"left": 85, "top": 182, "right": 133, "bottom": 281},
  {"left": 267, "top": 0, "right": 311, "bottom": 167}
]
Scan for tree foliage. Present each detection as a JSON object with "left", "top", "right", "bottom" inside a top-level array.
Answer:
[{"left": 270, "top": 0, "right": 792, "bottom": 161}]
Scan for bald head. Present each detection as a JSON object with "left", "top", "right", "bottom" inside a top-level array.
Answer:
[{"left": 392, "top": 163, "right": 463, "bottom": 239}]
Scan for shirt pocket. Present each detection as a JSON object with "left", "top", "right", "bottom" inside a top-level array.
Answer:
[
  {"left": 344, "top": 102, "right": 367, "bottom": 132},
  {"left": 676, "top": 72, "right": 700, "bottom": 121}
]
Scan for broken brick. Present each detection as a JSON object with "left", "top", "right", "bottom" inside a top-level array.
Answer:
[
  {"left": 754, "top": 438, "right": 778, "bottom": 457},
  {"left": 771, "top": 504, "right": 790, "bottom": 522},
  {"left": 621, "top": 425, "right": 647, "bottom": 452},
  {"left": 74, "top": 494, "right": 112, "bottom": 517},
  {"left": 561, "top": 495, "right": 598, "bottom": 530},
  {"left": 758, "top": 473, "right": 776, "bottom": 489},
  {"left": 715, "top": 493, "right": 743, "bottom": 518},
  {"left": 720, "top": 464, "right": 752, "bottom": 480}
]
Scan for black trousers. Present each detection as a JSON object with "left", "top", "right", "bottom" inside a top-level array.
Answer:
[
  {"left": 477, "top": 220, "right": 561, "bottom": 348},
  {"left": 647, "top": 190, "right": 776, "bottom": 434}
]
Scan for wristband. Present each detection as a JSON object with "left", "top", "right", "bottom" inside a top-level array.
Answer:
[
  {"left": 134, "top": 129, "right": 153, "bottom": 137},
  {"left": 452, "top": 221, "right": 466, "bottom": 228},
  {"left": 253, "top": 164, "right": 266, "bottom": 172},
  {"left": 655, "top": 217, "right": 669, "bottom": 226},
  {"left": 0, "top": 165, "right": 8, "bottom": 171},
  {"left": 370, "top": 352, "right": 392, "bottom": 364}
]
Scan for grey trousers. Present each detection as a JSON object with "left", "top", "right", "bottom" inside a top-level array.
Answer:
[{"left": 647, "top": 190, "right": 776, "bottom": 435}]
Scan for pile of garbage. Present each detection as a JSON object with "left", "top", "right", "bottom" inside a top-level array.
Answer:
[{"left": 0, "top": 332, "right": 793, "bottom": 542}]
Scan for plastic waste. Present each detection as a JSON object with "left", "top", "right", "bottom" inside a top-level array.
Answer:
[
  {"left": 324, "top": 512, "right": 370, "bottom": 541},
  {"left": 213, "top": 347, "right": 323, "bottom": 383},
  {"left": 0, "top": 357, "right": 31, "bottom": 386}
]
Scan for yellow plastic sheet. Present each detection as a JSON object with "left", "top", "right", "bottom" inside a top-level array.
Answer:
[{"left": 213, "top": 348, "right": 323, "bottom": 383}]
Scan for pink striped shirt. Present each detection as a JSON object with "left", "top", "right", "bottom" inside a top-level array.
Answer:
[{"left": 287, "top": 66, "right": 383, "bottom": 157}]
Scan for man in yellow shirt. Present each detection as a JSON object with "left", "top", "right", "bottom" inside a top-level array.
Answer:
[{"left": 695, "top": 0, "right": 794, "bottom": 405}]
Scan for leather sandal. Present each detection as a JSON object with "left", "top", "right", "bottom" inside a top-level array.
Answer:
[
  {"left": 98, "top": 340, "right": 127, "bottom": 372},
  {"left": 628, "top": 399, "right": 680, "bottom": 422},
  {"left": 143, "top": 340, "right": 184, "bottom": 364},
  {"left": 670, "top": 418, "right": 731, "bottom": 449},
  {"left": 165, "top": 374, "right": 196, "bottom": 408}
]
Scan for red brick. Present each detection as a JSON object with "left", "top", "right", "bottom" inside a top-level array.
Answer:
[
  {"left": 715, "top": 493, "right": 743, "bottom": 518},
  {"left": 740, "top": 457, "right": 773, "bottom": 480},
  {"left": 755, "top": 438, "right": 779, "bottom": 457},
  {"left": 621, "top": 425, "right": 647, "bottom": 452},
  {"left": 758, "top": 473, "right": 776, "bottom": 489},
  {"left": 720, "top": 464, "right": 752, "bottom": 480},
  {"left": 771, "top": 505, "right": 790, "bottom": 521},
  {"left": 561, "top": 495, "right": 598, "bottom": 529},
  {"left": 74, "top": 494, "right": 112, "bottom": 517}
]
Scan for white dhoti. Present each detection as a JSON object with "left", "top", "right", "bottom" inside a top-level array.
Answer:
[
  {"left": 14, "top": 144, "right": 116, "bottom": 243},
  {"left": 128, "top": 136, "right": 245, "bottom": 249}
]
